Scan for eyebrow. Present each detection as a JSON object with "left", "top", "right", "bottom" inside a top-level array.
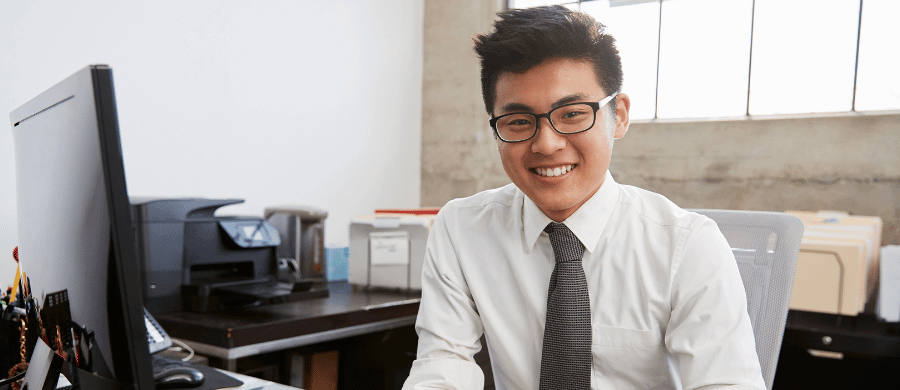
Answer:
[
  {"left": 552, "top": 93, "right": 591, "bottom": 108},
  {"left": 497, "top": 93, "right": 593, "bottom": 115}
]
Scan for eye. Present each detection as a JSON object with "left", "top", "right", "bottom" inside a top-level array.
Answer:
[
  {"left": 499, "top": 114, "right": 535, "bottom": 129},
  {"left": 554, "top": 104, "right": 593, "bottom": 123},
  {"left": 562, "top": 110, "right": 585, "bottom": 119}
]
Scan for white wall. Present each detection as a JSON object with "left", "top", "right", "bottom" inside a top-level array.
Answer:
[{"left": 0, "top": 1, "right": 423, "bottom": 280}]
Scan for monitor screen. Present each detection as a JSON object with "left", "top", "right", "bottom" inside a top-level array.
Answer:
[{"left": 10, "top": 65, "right": 154, "bottom": 389}]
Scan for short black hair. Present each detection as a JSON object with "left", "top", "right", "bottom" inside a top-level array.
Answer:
[{"left": 473, "top": 6, "right": 623, "bottom": 115}]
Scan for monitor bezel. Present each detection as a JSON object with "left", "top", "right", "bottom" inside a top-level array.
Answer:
[{"left": 10, "top": 65, "right": 154, "bottom": 389}]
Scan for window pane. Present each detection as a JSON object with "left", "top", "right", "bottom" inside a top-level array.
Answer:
[
  {"left": 655, "top": 0, "right": 753, "bottom": 119},
  {"left": 509, "top": 0, "right": 576, "bottom": 8},
  {"left": 749, "top": 0, "right": 860, "bottom": 115},
  {"left": 855, "top": 0, "right": 900, "bottom": 111},
  {"left": 583, "top": 0, "right": 660, "bottom": 120}
]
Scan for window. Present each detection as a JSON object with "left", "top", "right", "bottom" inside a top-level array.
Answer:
[
  {"left": 507, "top": 0, "right": 899, "bottom": 119},
  {"left": 855, "top": 0, "right": 900, "bottom": 111},
  {"left": 581, "top": 1, "right": 660, "bottom": 119},
  {"left": 655, "top": 0, "right": 752, "bottom": 118},
  {"left": 749, "top": 0, "right": 860, "bottom": 115}
]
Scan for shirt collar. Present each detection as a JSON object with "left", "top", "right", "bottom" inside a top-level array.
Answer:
[{"left": 523, "top": 170, "right": 619, "bottom": 253}]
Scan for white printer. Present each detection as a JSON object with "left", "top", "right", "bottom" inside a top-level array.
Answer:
[{"left": 349, "top": 214, "right": 433, "bottom": 291}]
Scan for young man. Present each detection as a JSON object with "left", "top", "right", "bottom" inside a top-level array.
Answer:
[{"left": 403, "top": 6, "right": 765, "bottom": 390}]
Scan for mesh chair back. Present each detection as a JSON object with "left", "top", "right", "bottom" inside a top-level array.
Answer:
[{"left": 690, "top": 209, "right": 804, "bottom": 390}]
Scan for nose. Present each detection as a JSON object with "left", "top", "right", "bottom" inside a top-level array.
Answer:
[{"left": 530, "top": 117, "right": 567, "bottom": 155}]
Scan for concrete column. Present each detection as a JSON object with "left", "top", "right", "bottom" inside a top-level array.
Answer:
[{"left": 421, "top": 0, "right": 508, "bottom": 208}]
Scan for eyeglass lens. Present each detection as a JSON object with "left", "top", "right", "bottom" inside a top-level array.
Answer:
[{"left": 495, "top": 103, "right": 596, "bottom": 142}]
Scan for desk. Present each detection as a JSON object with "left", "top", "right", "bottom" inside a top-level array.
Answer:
[
  {"left": 774, "top": 310, "right": 900, "bottom": 388},
  {"left": 155, "top": 282, "right": 420, "bottom": 379}
]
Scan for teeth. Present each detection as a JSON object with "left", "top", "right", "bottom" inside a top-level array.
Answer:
[{"left": 535, "top": 165, "right": 574, "bottom": 177}]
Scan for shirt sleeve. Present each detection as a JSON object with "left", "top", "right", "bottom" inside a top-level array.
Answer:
[
  {"left": 665, "top": 216, "right": 767, "bottom": 390},
  {"left": 402, "top": 206, "right": 485, "bottom": 390}
]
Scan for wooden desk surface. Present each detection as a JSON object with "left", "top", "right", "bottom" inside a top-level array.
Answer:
[{"left": 155, "top": 282, "right": 420, "bottom": 350}]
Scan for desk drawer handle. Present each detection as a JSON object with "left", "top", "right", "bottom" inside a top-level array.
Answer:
[
  {"left": 822, "top": 336, "right": 833, "bottom": 346},
  {"left": 808, "top": 349, "right": 843, "bottom": 360}
]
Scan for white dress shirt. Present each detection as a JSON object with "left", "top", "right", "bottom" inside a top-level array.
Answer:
[{"left": 403, "top": 172, "right": 766, "bottom": 390}]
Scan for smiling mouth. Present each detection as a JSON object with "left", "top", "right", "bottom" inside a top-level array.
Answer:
[{"left": 532, "top": 164, "right": 575, "bottom": 178}]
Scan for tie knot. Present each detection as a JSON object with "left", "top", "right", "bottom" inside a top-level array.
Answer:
[{"left": 544, "top": 222, "right": 584, "bottom": 263}]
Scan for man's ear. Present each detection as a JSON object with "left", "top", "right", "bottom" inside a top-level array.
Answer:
[{"left": 613, "top": 93, "right": 631, "bottom": 140}]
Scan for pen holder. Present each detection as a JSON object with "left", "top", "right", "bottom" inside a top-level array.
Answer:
[
  {"left": 2, "top": 298, "right": 41, "bottom": 383},
  {"left": 1, "top": 315, "right": 21, "bottom": 380}
]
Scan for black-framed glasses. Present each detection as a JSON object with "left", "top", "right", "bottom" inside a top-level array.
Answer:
[{"left": 489, "top": 92, "right": 619, "bottom": 143}]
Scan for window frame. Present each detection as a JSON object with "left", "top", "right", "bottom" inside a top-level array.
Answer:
[{"left": 506, "top": 0, "right": 881, "bottom": 120}]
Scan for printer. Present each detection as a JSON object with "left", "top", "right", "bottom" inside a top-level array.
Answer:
[{"left": 131, "top": 197, "right": 328, "bottom": 314}]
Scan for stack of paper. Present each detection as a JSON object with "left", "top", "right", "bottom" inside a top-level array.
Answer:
[{"left": 785, "top": 211, "right": 883, "bottom": 315}]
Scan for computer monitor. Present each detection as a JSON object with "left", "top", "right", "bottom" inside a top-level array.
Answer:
[{"left": 10, "top": 65, "right": 154, "bottom": 389}]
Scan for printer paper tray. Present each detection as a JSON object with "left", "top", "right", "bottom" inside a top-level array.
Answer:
[
  {"left": 182, "top": 280, "right": 329, "bottom": 312},
  {"left": 216, "top": 281, "right": 327, "bottom": 301}
]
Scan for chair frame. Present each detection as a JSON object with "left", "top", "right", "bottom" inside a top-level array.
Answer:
[{"left": 690, "top": 209, "right": 804, "bottom": 389}]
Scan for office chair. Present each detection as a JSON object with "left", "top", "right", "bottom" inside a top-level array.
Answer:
[{"left": 690, "top": 209, "right": 804, "bottom": 390}]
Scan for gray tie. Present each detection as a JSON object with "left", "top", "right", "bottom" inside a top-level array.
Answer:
[{"left": 540, "top": 222, "right": 591, "bottom": 390}]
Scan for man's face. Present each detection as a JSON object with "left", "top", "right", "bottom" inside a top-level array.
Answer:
[{"left": 494, "top": 58, "right": 630, "bottom": 222}]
